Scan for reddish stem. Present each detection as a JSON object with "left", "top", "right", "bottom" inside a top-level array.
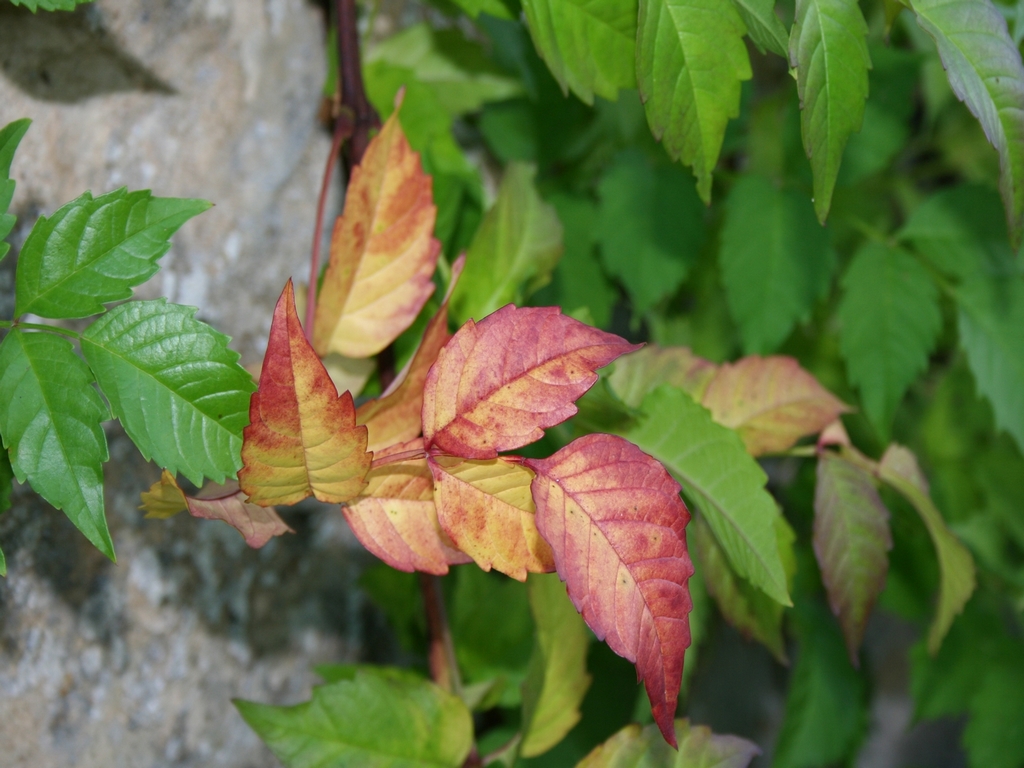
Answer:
[
  {"left": 368, "top": 447, "right": 428, "bottom": 469},
  {"left": 418, "top": 573, "right": 461, "bottom": 695}
]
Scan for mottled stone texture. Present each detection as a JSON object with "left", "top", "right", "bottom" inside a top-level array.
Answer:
[{"left": 0, "top": 1, "right": 380, "bottom": 765}]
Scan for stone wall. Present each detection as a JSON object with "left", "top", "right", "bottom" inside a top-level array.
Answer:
[{"left": 0, "top": 2, "right": 382, "bottom": 765}]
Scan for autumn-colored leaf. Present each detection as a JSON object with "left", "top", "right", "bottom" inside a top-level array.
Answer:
[
  {"left": 701, "top": 356, "right": 850, "bottom": 455},
  {"left": 344, "top": 440, "right": 470, "bottom": 575},
  {"left": 357, "top": 256, "right": 465, "bottom": 453},
  {"left": 422, "top": 305, "right": 639, "bottom": 458},
  {"left": 429, "top": 455, "right": 553, "bottom": 581},
  {"left": 239, "top": 280, "right": 371, "bottom": 506},
  {"left": 813, "top": 451, "right": 891, "bottom": 663},
  {"left": 140, "top": 470, "right": 292, "bottom": 548},
  {"left": 312, "top": 110, "right": 441, "bottom": 358},
  {"left": 877, "top": 444, "right": 975, "bottom": 654},
  {"left": 607, "top": 345, "right": 718, "bottom": 408},
  {"left": 579, "top": 719, "right": 760, "bottom": 768},
  {"left": 527, "top": 433, "right": 693, "bottom": 748}
]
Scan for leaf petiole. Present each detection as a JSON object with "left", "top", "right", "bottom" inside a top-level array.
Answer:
[{"left": 0, "top": 320, "right": 80, "bottom": 339}]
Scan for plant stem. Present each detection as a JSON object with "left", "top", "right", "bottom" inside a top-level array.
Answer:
[
  {"left": 418, "top": 573, "right": 461, "bottom": 696},
  {"left": 0, "top": 320, "right": 80, "bottom": 339},
  {"left": 369, "top": 447, "right": 428, "bottom": 469}
]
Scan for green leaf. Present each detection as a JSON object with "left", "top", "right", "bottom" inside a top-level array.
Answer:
[
  {"left": 788, "top": 0, "right": 870, "bottom": 221},
  {"left": 576, "top": 718, "right": 760, "bottom": 767},
  {"left": 80, "top": 299, "right": 255, "bottom": 486},
  {"left": 813, "top": 452, "right": 891, "bottom": 663},
  {"left": 963, "top": 651, "right": 1024, "bottom": 768},
  {"left": 0, "top": 330, "right": 112, "bottom": 559},
  {"left": 906, "top": 0, "right": 1024, "bottom": 247},
  {"left": 235, "top": 668, "right": 474, "bottom": 768},
  {"left": 520, "top": 572, "right": 592, "bottom": 758},
  {"left": 521, "top": 0, "right": 638, "bottom": 104},
  {"left": 367, "top": 25, "right": 523, "bottom": 117},
  {"left": 543, "top": 193, "right": 617, "bottom": 328},
  {"left": 8, "top": 0, "right": 93, "bottom": 9},
  {"left": 909, "top": 601, "right": 1009, "bottom": 720},
  {"left": 447, "top": 0, "right": 517, "bottom": 19},
  {"left": 623, "top": 386, "right": 791, "bottom": 606},
  {"left": 955, "top": 276, "right": 1024, "bottom": 455},
  {"left": 596, "top": 151, "right": 705, "bottom": 316},
  {"left": 838, "top": 242, "right": 942, "bottom": 439},
  {"left": 719, "top": 174, "right": 835, "bottom": 354},
  {"left": 450, "top": 567, "right": 534, "bottom": 706},
  {"left": 878, "top": 444, "right": 976, "bottom": 653},
  {"left": 0, "top": 118, "right": 31, "bottom": 263},
  {"left": 690, "top": 514, "right": 787, "bottom": 662},
  {"left": 898, "top": 185, "right": 1015, "bottom": 281},
  {"left": 636, "top": 0, "right": 752, "bottom": 201},
  {"left": 730, "top": 0, "right": 789, "bottom": 56},
  {"left": 450, "top": 163, "right": 563, "bottom": 323},
  {"left": 773, "top": 600, "right": 867, "bottom": 768},
  {"left": 14, "top": 188, "right": 211, "bottom": 319},
  {"left": 0, "top": 543, "right": 5, "bottom": 577}
]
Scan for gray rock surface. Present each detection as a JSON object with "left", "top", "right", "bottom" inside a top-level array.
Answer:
[{"left": 0, "top": 2, "right": 380, "bottom": 765}]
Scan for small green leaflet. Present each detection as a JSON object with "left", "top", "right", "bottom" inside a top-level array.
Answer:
[
  {"left": 838, "top": 243, "right": 941, "bottom": 440},
  {"left": 963, "top": 652, "right": 1024, "bottom": 768},
  {"left": 813, "top": 452, "right": 891, "bottom": 663},
  {"left": 719, "top": 174, "right": 835, "bottom": 354},
  {"left": 773, "top": 601, "right": 867, "bottom": 768},
  {"left": 731, "top": 0, "right": 789, "bottom": 56},
  {"left": 80, "top": 299, "right": 255, "bottom": 487},
  {"left": 15, "top": 188, "right": 211, "bottom": 319},
  {"left": 8, "top": 0, "right": 93, "bottom": 9},
  {"left": 691, "top": 514, "right": 787, "bottom": 662},
  {"left": 521, "top": 0, "right": 638, "bottom": 104},
  {"left": 906, "top": 0, "right": 1024, "bottom": 247},
  {"left": 878, "top": 445, "right": 976, "bottom": 653},
  {"left": 0, "top": 330, "right": 113, "bottom": 560},
  {"left": 451, "top": 163, "right": 563, "bottom": 324},
  {"left": 624, "top": 386, "right": 791, "bottom": 606},
  {"left": 637, "top": 0, "right": 752, "bottom": 202},
  {"left": 955, "top": 277, "right": 1024, "bottom": 456},
  {"left": 366, "top": 25, "right": 523, "bottom": 117},
  {"left": 788, "top": 0, "right": 870, "bottom": 222},
  {"left": 0, "top": 118, "right": 31, "bottom": 264},
  {"left": 596, "top": 151, "right": 705, "bottom": 317},
  {"left": 520, "top": 572, "right": 592, "bottom": 758},
  {"left": 577, "top": 719, "right": 760, "bottom": 767},
  {"left": 235, "top": 668, "right": 473, "bottom": 768}
]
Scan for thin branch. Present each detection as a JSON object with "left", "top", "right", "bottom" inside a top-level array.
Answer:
[{"left": 418, "top": 573, "right": 462, "bottom": 696}]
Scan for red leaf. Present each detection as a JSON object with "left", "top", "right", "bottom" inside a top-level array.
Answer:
[
  {"left": 422, "top": 305, "right": 639, "bottom": 458},
  {"left": 141, "top": 471, "right": 292, "bottom": 549},
  {"left": 357, "top": 256, "right": 465, "bottom": 453},
  {"left": 527, "top": 434, "right": 693, "bottom": 747},
  {"left": 344, "top": 440, "right": 470, "bottom": 575},
  {"left": 813, "top": 451, "right": 892, "bottom": 663},
  {"left": 429, "top": 454, "right": 554, "bottom": 581},
  {"left": 312, "top": 110, "right": 440, "bottom": 358},
  {"left": 701, "top": 356, "right": 850, "bottom": 455},
  {"left": 239, "top": 280, "right": 372, "bottom": 506}
]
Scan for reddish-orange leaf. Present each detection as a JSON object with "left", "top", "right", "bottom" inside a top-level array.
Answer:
[
  {"left": 422, "top": 305, "right": 640, "bottom": 458},
  {"left": 701, "top": 356, "right": 850, "bottom": 456},
  {"left": 608, "top": 345, "right": 718, "bottom": 407},
  {"left": 312, "top": 110, "right": 441, "bottom": 358},
  {"left": 429, "top": 455, "right": 554, "bottom": 581},
  {"left": 141, "top": 470, "right": 292, "bottom": 549},
  {"left": 357, "top": 256, "right": 465, "bottom": 453},
  {"left": 344, "top": 440, "right": 470, "bottom": 575},
  {"left": 527, "top": 434, "right": 693, "bottom": 748},
  {"left": 239, "top": 280, "right": 371, "bottom": 506}
]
